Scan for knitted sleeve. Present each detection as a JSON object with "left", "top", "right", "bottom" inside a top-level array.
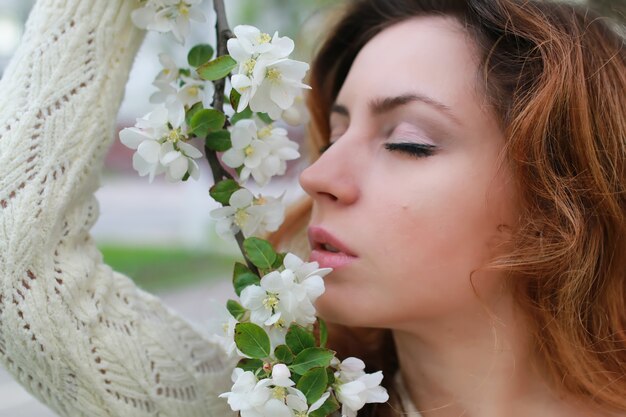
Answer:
[{"left": 0, "top": 0, "right": 235, "bottom": 416}]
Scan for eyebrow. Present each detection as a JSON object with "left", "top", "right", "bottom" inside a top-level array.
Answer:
[{"left": 330, "top": 93, "right": 461, "bottom": 125}]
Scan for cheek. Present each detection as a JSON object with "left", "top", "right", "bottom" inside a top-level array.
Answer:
[{"left": 368, "top": 162, "right": 517, "bottom": 317}]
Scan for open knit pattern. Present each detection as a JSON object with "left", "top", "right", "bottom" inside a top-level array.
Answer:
[{"left": 0, "top": 0, "right": 235, "bottom": 416}]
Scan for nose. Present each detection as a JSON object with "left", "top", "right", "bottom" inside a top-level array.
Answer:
[{"left": 299, "top": 138, "right": 360, "bottom": 205}]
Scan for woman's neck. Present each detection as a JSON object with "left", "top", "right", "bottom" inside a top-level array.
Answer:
[{"left": 392, "top": 296, "right": 599, "bottom": 417}]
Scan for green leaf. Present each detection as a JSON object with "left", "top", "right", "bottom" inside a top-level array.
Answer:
[
  {"left": 309, "top": 394, "right": 340, "bottom": 417},
  {"left": 233, "top": 262, "right": 260, "bottom": 297},
  {"left": 197, "top": 55, "right": 237, "bottom": 81},
  {"left": 296, "top": 367, "right": 328, "bottom": 405},
  {"left": 185, "top": 102, "right": 204, "bottom": 127},
  {"left": 286, "top": 324, "right": 315, "bottom": 355},
  {"left": 256, "top": 112, "right": 274, "bottom": 124},
  {"left": 274, "top": 344, "right": 295, "bottom": 365},
  {"left": 325, "top": 367, "right": 335, "bottom": 385},
  {"left": 188, "top": 43, "right": 214, "bottom": 67},
  {"left": 234, "top": 323, "right": 271, "bottom": 359},
  {"left": 243, "top": 237, "right": 277, "bottom": 269},
  {"left": 205, "top": 130, "right": 232, "bottom": 152},
  {"left": 230, "top": 107, "right": 253, "bottom": 125},
  {"left": 290, "top": 347, "right": 334, "bottom": 375},
  {"left": 292, "top": 372, "right": 302, "bottom": 385},
  {"left": 190, "top": 109, "right": 225, "bottom": 137},
  {"left": 236, "top": 358, "right": 264, "bottom": 373},
  {"left": 209, "top": 179, "right": 240, "bottom": 205},
  {"left": 318, "top": 317, "right": 328, "bottom": 349},
  {"left": 271, "top": 252, "right": 286, "bottom": 269},
  {"left": 230, "top": 88, "right": 241, "bottom": 111},
  {"left": 226, "top": 299, "right": 246, "bottom": 320}
]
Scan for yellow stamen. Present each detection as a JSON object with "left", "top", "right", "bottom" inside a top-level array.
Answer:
[
  {"left": 244, "top": 145, "right": 254, "bottom": 157},
  {"left": 266, "top": 68, "right": 281, "bottom": 81},
  {"left": 271, "top": 386, "right": 287, "bottom": 400},
  {"left": 167, "top": 128, "right": 183, "bottom": 144},
  {"left": 257, "top": 125, "right": 273, "bottom": 139},
  {"left": 234, "top": 209, "right": 248, "bottom": 228},
  {"left": 259, "top": 33, "right": 272, "bottom": 44},
  {"left": 187, "top": 86, "right": 199, "bottom": 97},
  {"left": 244, "top": 59, "right": 256, "bottom": 76},
  {"left": 263, "top": 294, "right": 279, "bottom": 311},
  {"left": 178, "top": 3, "right": 189, "bottom": 16}
]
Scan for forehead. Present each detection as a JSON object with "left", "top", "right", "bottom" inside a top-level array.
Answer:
[{"left": 336, "top": 16, "right": 482, "bottom": 110}]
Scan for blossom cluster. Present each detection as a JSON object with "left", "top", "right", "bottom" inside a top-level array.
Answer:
[
  {"left": 119, "top": 106, "right": 202, "bottom": 182},
  {"left": 150, "top": 53, "right": 216, "bottom": 128},
  {"left": 222, "top": 118, "right": 300, "bottom": 186},
  {"left": 125, "top": 4, "right": 389, "bottom": 416},
  {"left": 131, "top": 0, "right": 206, "bottom": 43},
  {"left": 210, "top": 188, "right": 284, "bottom": 240},
  {"left": 217, "top": 249, "right": 389, "bottom": 417},
  {"left": 241, "top": 253, "right": 329, "bottom": 337},
  {"left": 119, "top": 49, "right": 215, "bottom": 183},
  {"left": 220, "top": 365, "right": 330, "bottom": 417},
  {"left": 228, "top": 25, "right": 311, "bottom": 120}
]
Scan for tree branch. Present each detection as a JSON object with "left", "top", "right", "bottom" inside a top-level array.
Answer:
[
  {"left": 212, "top": 0, "right": 233, "bottom": 115},
  {"left": 204, "top": 0, "right": 259, "bottom": 275}
]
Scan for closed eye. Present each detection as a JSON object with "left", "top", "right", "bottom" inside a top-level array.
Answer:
[{"left": 385, "top": 142, "right": 436, "bottom": 158}]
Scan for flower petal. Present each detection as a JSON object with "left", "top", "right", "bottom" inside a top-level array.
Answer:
[
  {"left": 230, "top": 188, "right": 254, "bottom": 208},
  {"left": 119, "top": 128, "right": 151, "bottom": 149},
  {"left": 221, "top": 149, "right": 245, "bottom": 168},
  {"left": 137, "top": 140, "right": 161, "bottom": 164}
]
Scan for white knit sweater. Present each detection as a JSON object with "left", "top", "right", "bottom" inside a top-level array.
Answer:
[{"left": 0, "top": 0, "right": 236, "bottom": 416}]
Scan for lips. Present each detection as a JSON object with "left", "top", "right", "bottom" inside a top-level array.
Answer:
[{"left": 308, "top": 226, "right": 358, "bottom": 269}]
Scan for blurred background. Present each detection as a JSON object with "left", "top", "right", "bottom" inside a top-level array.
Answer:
[{"left": 0, "top": 0, "right": 624, "bottom": 415}]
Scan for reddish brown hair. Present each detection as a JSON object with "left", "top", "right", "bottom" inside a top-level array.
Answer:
[{"left": 271, "top": 0, "right": 626, "bottom": 414}]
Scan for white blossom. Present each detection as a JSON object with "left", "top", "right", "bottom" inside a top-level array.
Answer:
[
  {"left": 222, "top": 119, "right": 300, "bottom": 186},
  {"left": 287, "top": 391, "right": 330, "bottom": 417},
  {"left": 268, "top": 364, "right": 295, "bottom": 388},
  {"left": 150, "top": 53, "right": 216, "bottom": 127},
  {"left": 209, "top": 308, "right": 239, "bottom": 356},
  {"left": 222, "top": 119, "right": 270, "bottom": 184},
  {"left": 248, "top": 58, "right": 311, "bottom": 120},
  {"left": 281, "top": 93, "right": 309, "bottom": 126},
  {"left": 248, "top": 193, "right": 285, "bottom": 234},
  {"left": 337, "top": 357, "right": 367, "bottom": 381},
  {"left": 154, "top": 53, "right": 179, "bottom": 85},
  {"left": 256, "top": 123, "right": 300, "bottom": 181},
  {"left": 221, "top": 365, "right": 312, "bottom": 417},
  {"left": 210, "top": 188, "right": 284, "bottom": 239},
  {"left": 240, "top": 253, "right": 329, "bottom": 329},
  {"left": 333, "top": 360, "right": 389, "bottom": 417},
  {"left": 227, "top": 25, "right": 310, "bottom": 118},
  {"left": 119, "top": 106, "right": 203, "bottom": 182},
  {"left": 228, "top": 25, "right": 294, "bottom": 65},
  {"left": 219, "top": 369, "right": 272, "bottom": 416},
  {"left": 283, "top": 253, "right": 332, "bottom": 285},
  {"left": 131, "top": 0, "right": 207, "bottom": 44}
]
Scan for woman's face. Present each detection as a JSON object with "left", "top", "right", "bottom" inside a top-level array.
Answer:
[{"left": 299, "top": 16, "right": 520, "bottom": 329}]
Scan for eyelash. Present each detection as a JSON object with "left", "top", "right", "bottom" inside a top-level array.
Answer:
[
  {"left": 319, "top": 142, "right": 436, "bottom": 158},
  {"left": 384, "top": 142, "right": 436, "bottom": 158}
]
